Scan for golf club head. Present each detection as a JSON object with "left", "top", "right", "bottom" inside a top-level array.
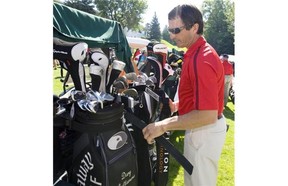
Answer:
[
  {"left": 168, "top": 53, "right": 183, "bottom": 67},
  {"left": 151, "top": 43, "right": 168, "bottom": 67},
  {"left": 100, "top": 92, "right": 115, "bottom": 102},
  {"left": 53, "top": 38, "right": 88, "bottom": 92},
  {"left": 134, "top": 72, "right": 149, "bottom": 86},
  {"left": 113, "top": 76, "right": 129, "bottom": 93},
  {"left": 148, "top": 76, "right": 157, "bottom": 84},
  {"left": 122, "top": 88, "right": 139, "bottom": 100},
  {"left": 90, "top": 49, "right": 109, "bottom": 93},
  {"left": 162, "top": 63, "right": 175, "bottom": 83},
  {"left": 106, "top": 59, "right": 126, "bottom": 93},
  {"left": 53, "top": 37, "right": 88, "bottom": 62},
  {"left": 90, "top": 91, "right": 104, "bottom": 109},
  {"left": 145, "top": 56, "right": 163, "bottom": 88},
  {"left": 71, "top": 90, "right": 86, "bottom": 102},
  {"left": 87, "top": 100, "right": 99, "bottom": 113},
  {"left": 89, "top": 64, "right": 103, "bottom": 92},
  {"left": 125, "top": 72, "right": 137, "bottom": 81},
  {"left": 77, "top": 100, "right": 88, "bottom": 111},
  {"left": 145, "top": 78, "right": 155, "bottom": 89}
]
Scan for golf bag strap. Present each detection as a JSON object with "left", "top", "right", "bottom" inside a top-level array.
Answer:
[{"left": 124, "top": 110, "right": 193, "bottom": 175}]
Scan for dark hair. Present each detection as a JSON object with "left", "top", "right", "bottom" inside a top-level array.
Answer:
[{"left": 168, "top": 4, "right": 203, "bottom": 34}]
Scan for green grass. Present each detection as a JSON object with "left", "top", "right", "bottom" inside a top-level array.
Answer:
[
  {"left": 53, "top": 67, "right": 234, "bottom": 186},
  {"left": 53, "top": 67, "right": 74, "bottom": 95},
  {"left": 161, "top": 40, "right": 187, "bottom": 52}
]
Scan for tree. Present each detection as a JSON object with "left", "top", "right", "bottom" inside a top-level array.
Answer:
[
  {"left": 64, "top": 0, "right": 97, "bottom": 15},
  {"left": 94, "top": 0, "right": 148, "bottom": 31},
  {"left": 143, "top": 23, "right": 151, "bottom": 38},
  {"left": 202, "top": 0, "right": 234, "bottom": 55},
  {"left": 162, "top": 25, "right": 175, "bottom": 45},
  {"left": 148, "top": 12, "right": 161, "bottom": 42}
]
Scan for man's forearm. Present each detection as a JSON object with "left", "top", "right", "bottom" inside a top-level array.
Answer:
[{"left": 161, "top": 110, "right": 218, "bottom": 132}]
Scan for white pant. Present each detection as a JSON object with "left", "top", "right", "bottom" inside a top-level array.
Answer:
[
  {"left": 224, "top": 75, "right": 233, "bottom": 106},
  {"left": 184, "top": 116, "right": 227, "bottom": 186}
]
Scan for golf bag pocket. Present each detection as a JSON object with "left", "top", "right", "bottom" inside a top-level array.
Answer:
[
  {"left": 97, "top": 127, "right": 138, "bottom": 186},
  {"left": 69, "top": 103, "right": 138, "bottom": 186}
]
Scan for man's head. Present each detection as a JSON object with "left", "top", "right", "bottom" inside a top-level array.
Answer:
[
  {"left": 168, "top": 4, "right": 204, "bottom": 48},
  {"left": 222, "top": 54, "right": 229, "bottom": 61},
  {"left": 168, "top": 4, "right": 203, "bottom": 34}
]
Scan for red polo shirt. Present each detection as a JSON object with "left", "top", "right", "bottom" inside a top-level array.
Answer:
[
  {"left": 222, "top": 59, "right": 234, "bottom": 75},
  {"left": 178, "top": 36, "right": 224, "bottom": 116}
]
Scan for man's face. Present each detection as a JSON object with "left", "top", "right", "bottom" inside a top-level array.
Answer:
[{"left": 168, "top": 16, "right": 197, "bottom": 48}]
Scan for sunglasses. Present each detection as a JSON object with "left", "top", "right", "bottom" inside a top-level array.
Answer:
[{"left": 168, "top": 25, "right": 186, "bottom": 34}]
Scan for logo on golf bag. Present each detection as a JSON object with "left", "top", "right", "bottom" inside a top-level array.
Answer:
[
  {"left": 107, "top": 131, "right": 128, "bottom": 150},
  {"left": 76, "top": 152, "right": 102, "bottom": 186}
]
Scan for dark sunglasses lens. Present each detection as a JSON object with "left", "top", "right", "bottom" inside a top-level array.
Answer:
[{"left": 169, "top": 28, "right": 181, "bottom": 34}]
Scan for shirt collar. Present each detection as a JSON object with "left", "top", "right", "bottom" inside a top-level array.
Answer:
[{"left": 185, "top": 36, "right": 206, "bottom": 56}]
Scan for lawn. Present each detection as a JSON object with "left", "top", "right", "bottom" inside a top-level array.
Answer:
[{"left": 53, "top": 67, "right": 234, "bottom": 186}]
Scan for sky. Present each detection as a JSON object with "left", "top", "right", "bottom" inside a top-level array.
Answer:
[{"left": 143, "top": 0, "right": 204, "bottom": 30}]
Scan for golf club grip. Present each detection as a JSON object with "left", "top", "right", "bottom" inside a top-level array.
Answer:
[{"left": 124, "top": 111, "right": 193, "bottom": 175}]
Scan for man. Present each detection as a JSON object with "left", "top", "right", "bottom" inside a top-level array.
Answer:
[
  {"left": 142, "top": 4, "right": 227, "bottom": 186},
  {"left": 137, "top": 50, "right": 147, "bottom": 69},
  {"left": 221, "top": 54, "right": 234, "bottom": 106}
]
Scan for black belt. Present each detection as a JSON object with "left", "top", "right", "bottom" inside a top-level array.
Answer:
[{"left": 218, "top": 114, "right": 223, "bottom": 120}]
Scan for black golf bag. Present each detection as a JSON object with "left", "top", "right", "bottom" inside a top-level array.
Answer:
[
  {"left": 53, "top": 101, "right": 138, "bottom": 186},
  {"left": 54, "top": 38, "right": 193, "bottom": 186},
  {"left": 53, "top": 38, "right": 138, "bottom": 186},
  {"left": 68, "top": 103, "right": 138, "bottom": 186}
]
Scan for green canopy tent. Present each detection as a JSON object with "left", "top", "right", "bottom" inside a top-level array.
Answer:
[{"left": 53, "top": 2, "right": 134, "bottom": 72}]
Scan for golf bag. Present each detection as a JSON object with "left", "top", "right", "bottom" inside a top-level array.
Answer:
[
  {"left": 133, "top": 42, "right": 173, "bottom": 186},
  {"left": 53, "top": 38, "right": 138, "bottom": 186},
  {"left": 54, "top": 38, "right": 193, "bottom": 186},
  {"left": 67, "top": 103, "right": 138, "bottom": 186}
]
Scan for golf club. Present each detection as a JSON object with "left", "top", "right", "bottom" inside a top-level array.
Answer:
[
  {"left": 90, "top": 49, "right": 109, "bottom": 93},
  {"left": 106, "top": 59, "right": 126, "bottom": 93},
  {"left": 89, "top": 63, "right": 103, "bottom": 92},
  {"left": 53, "top": 37, "right": 88, "bottom": 92}
]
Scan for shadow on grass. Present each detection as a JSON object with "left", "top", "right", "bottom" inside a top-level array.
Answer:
[
  {"left": 54, "top": 76, "right": 64, "bottom": 79},
  {"left": 167, "top": 130, "right": 185, "bottom": 186},
  {"left": 224, "top": 102, "right": 235, "bottom": 121}
]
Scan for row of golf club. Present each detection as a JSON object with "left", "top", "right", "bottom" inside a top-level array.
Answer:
[
  {"left": 53, "top": 37, "right": 179, "bottom": 116},
  {"left": 55, "top": 70, "right": 161, "bottom": 115}
]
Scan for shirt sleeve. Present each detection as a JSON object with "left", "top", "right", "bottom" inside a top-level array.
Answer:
[{"left": 194, "top": 60, "right": 219, "bottom": 110}]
